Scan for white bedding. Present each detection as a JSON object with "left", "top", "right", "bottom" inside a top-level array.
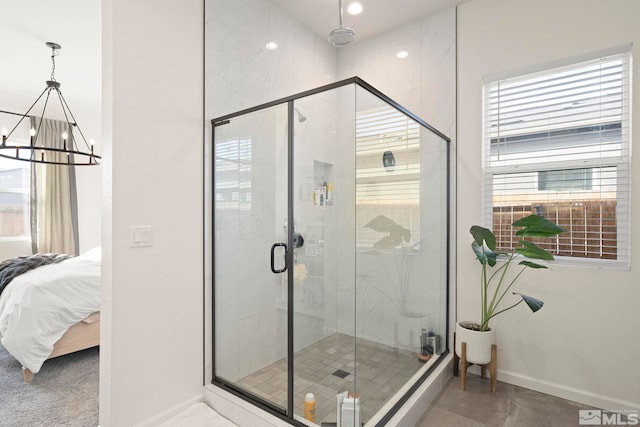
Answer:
[{"left": 0, "top": 247, "right": 101, "bottom": 373}]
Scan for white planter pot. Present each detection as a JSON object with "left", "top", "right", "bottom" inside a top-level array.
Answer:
[{"left": 455, "top": 321, "right": 495, "bottom": 365}]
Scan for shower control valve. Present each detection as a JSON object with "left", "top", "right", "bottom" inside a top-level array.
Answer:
[{"left": 293, "top": 232, "right": 304, "bottom": 249}]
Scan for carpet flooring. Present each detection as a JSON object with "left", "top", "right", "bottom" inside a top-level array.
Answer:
[{"left": 0, "top": 343, "right": 99, "bottom": 427}]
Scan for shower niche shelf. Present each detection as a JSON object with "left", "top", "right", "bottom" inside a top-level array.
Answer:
[{"left": 312, "top": 160, "right": 333, "bottom": 207}]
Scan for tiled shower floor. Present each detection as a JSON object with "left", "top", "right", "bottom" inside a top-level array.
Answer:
[{"left": 236, "top": 333, "right": 427, "bottom": 424}]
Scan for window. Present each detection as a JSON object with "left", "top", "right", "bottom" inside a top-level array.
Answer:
[
  {"left": 215, "top": 137, "right": 258, "bottom": 239},
  {"left": 1, "top": 116, "right": 32, "bottom": 240},
  {"left": 215, "top": 138, "right": 252, "bottom": 208},
  {"left": 483, "top": 46, "right": 631, "bottom": 269},
  {"left": 0, "top": 156, "right": 30, "bottom": 240}
]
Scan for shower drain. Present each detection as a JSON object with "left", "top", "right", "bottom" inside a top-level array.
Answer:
[{"left": 332, "top": 369, "right": 350, "bottom": 378}]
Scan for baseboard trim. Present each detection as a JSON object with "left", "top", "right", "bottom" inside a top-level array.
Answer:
[
  {"left": 134, "top": 394, "right": 203, "bottom": 427},
  {"left": 467, "top": 366, "right": 639, "bottom": 411}
]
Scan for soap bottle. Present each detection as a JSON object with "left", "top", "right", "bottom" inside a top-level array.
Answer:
[
  {"left": 304, "top": 392, "right": 316, "bottom": 422},
  {"left": 420, "top": 328, "right": 428, "bottom": 355}
]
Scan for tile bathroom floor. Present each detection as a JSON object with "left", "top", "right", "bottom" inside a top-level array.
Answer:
[{"left": 236, "top": 333, "right": 430, "bottom": 424}]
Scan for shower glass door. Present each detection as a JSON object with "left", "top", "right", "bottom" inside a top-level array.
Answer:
[
  {"left": 210, "top": 78, "right": 450, "bottom": 426},
  {"left": 213, "top": 103, "right": 290, "bottom": 412}
]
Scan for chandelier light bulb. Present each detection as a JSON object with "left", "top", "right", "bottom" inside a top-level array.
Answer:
[{"left": 30, "top": 128, "right": 36, "bottom": 136}]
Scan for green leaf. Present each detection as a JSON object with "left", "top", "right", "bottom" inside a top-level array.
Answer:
[
  {"left": 513, "top": 214, "right": 565, "bottom": 237},
  {"left": 516, "top": 240, "right": 555, "bottom": 260},
  {"left": 518, "top": 260, "right": 548, "bottom": 269},
  {"left": 514, "top": 292, "right": 544, "bottom": 312},
  {"left": 365, "top": 215, "right": 411, "bottom": 247},
  {"left": 373, "top": 235, "right": 402, "bottom": 249},
  {"left": 470, "top": 225, "right": 497, "bottom": 251},
  {"left": 472, "top": 241, "right": 497, "bottom": 267},
  {"left": 390, "top": 223, "right": 411, "bottom": 243},
  {"left": 364, "top": 215, "right": 397, "bottom": 232}
]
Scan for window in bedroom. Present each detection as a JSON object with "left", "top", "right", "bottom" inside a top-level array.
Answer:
[
  {"left": 1, "top": 116, "right": 32, "bottom": 240},
  {"left": 483, "top": 45, "right": 631, "bottom": 269},
  {"left": 0, "top": 156, "right": 30, "bottom": 240}
]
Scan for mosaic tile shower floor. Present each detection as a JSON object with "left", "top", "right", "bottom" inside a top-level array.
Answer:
[{"left": 236, "top": 333, "right": 428, "bottom": 424}]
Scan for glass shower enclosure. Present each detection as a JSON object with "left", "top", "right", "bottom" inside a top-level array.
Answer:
[{"left": 211, "top": 77, "right": 449, "bottom": 426}]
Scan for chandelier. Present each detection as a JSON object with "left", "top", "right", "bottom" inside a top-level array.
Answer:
[{"left": 0, "top": 42, "right": 100, "bottom": 166}]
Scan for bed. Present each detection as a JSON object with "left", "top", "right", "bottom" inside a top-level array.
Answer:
[{"left": 0, "top": 247, "right": 101, "bottom": 382}]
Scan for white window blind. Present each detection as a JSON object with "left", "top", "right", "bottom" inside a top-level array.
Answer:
[
  {"left": 215, "top": 138, "right": 259, "bottom": 239},
  {"left": 483, "top": 47, "right": 631, "bottom": 269},
  {"left": 215, "top": 138, "right": 252, "bottom": 210}
]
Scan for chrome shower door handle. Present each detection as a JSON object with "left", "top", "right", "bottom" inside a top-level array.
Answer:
[{"left": 270, "top": 243, "right": 288, "bottom": 274}]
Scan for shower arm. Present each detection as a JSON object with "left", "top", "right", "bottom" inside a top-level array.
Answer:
[{"left": 338, "top": 0, "right": 344, "bottom": 27}]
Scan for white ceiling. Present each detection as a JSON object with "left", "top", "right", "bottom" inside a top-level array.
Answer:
[
  {"left": 272, "top": 0, "right": 466, "bottom": 42},
  {"left": 0, "top": 0, "right": 101, "bottom": 112},
  {"left": 0, "top": 0, "right": 464, "bottom": 113}
]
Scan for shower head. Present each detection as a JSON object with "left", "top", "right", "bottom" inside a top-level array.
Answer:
[
  {"left": 328, "top": 0, "right": 355, "bottom": 47},
  {"left": 329, "top": 27, "right": 356, "bottom": 47},
  {"left": 294, "top": 107, "right": 307, "bottom": 123}
]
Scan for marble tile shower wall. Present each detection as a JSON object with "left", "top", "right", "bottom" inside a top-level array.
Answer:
[
  {"left": 338, "top": 7, "right": 456, "bottom": 139},
  {"left": 205, "top": 0, "right": 338, "bottom": 119}
]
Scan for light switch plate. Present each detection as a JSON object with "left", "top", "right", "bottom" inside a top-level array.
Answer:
[{"left": 130, "top": 225, "right": 152, "bottom": 247}]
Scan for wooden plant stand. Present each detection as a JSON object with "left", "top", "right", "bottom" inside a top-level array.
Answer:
[{"left": 453, "top": 332, "right": 497, "bottom": 393}]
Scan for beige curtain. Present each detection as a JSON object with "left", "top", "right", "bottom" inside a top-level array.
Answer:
[{"left": 30, "top": 117, "right": 79, "bottom": 255}]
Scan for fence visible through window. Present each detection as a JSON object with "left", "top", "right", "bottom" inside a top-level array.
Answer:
[{"left": 493, "top": 200, "right": 617, "bottom": 260}]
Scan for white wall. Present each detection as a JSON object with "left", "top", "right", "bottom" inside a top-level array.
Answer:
[
  {"left": 458, "top": 0, "right": 640, "bottom": 409},
  {"left": 100, "top": 0, "right": 204, "bottom": 425},
  {"left": 0, "top": 91, "right": 101, "bottom": 259}
]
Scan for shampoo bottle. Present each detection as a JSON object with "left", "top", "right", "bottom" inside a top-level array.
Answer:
[{"left": 304, "top": 392, "right": 316, "bottom": 422}]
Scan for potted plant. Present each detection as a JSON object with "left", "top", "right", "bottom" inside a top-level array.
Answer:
[{"left": 456, "top": 214, "right": 564, "bottom": 364}]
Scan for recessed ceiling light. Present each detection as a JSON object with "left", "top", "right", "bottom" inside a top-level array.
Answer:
[
  {"left": 347, "top": 2, "right": 363, "bottom": 15},
  {"left": 266, "top": 41, "right": 278, "bottom": 50},
  {"left": 396, "top": 51, "right": 409, "bottom": 59}
]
